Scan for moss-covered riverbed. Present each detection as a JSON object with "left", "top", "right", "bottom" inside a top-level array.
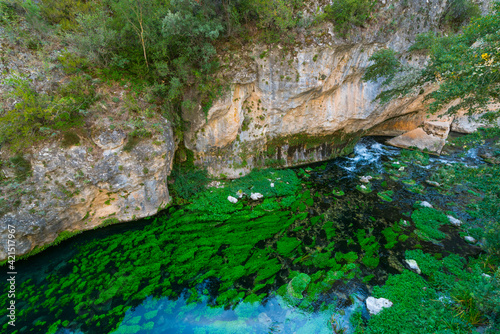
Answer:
[{"left": 1, "top": 135, "right": 499, "bottom": 334}]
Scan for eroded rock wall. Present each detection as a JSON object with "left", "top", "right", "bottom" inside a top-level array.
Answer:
[
  {"left": 183, "top": 0, "right": 491, "bottom": 178},
  {"left": 0, "top": 124, "right": 175, "bottom": 261}
]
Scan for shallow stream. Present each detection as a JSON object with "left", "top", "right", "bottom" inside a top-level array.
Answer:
[{"left": 0, "top": 137, "right": 485, "bottom": 334}]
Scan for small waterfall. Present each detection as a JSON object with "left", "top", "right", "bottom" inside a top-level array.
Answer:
[{"left": 336, "top": 137, "right": 397, "bottom": 173}]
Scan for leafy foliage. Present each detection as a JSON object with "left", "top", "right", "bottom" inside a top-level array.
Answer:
[
  {"left": 441, "top": 0, "right": 481, "bottom": 31},
  {"left": 171, "top": 166, "right": 210, "bottom": 200},
  {"left": 0, "top": 75, "right": 96, "bottom": 150},
  {"left": 364, "top": 3, "right": 500, "bottom": 116},
  {"left": 363, "top": 49, "right": 402, "bottom": 86},
  {"left": 320, "top": 0, "right": 376, "bottom": 36},
  {"left": 8, "top": 154, "right": 32, "bottom": 182},
  {"left": 39, "top": 0, "right": 95, "bottom": 30}
]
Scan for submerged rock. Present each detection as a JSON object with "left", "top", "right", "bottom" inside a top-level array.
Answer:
[
  {"left": 464, "top": 236, "right": 477, "bottom": 243},
  {"left": 426, "top": 180, "right": 440, "bottom": 187},
  {"left": 257, "top": 312, "right": 272, "bottom": 326},
  {"left": 405, "top": 259, "right": 422, "bottom": 274},
  {"left": 418, "top": 201, "right": 433, "bottom": 208},
  {"left": 287, "top": 273, "right": 311, "bottom": 299},
  {"left": 447, "top": 215, "right": 462, "bottom": 227},
  {"left": 360, "top": 176, "right": 372, "bottom": 183},
  {"left": 251, "top": 193, "right": 263, "bottom": 200},
  {"left": 366, "top": 297, "right": 393, "bottom": 315}
]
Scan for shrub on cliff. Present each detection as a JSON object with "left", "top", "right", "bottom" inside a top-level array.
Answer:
[
  {"left": 39, "top": 0, "right": 95, "bottom": 30},
  {"left": 320, "top": 0, "right": 376, "bottom": 36},
  {"left": 441, "top": 0, "right": 481, "bottom": 32},
  {"left": 0, "top": 75, "right": 96, "bottom": 150},
  {"left": 364, "top": 2, "right": 500, "bottom": 117},
  {"left": 171, "top": 167, "right": 210, "bottom": 201}
]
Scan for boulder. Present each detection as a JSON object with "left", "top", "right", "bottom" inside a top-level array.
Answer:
[
  {"left": 386, "top": 128, "right": 446, "bottom": 154},
  {"left": 451, "top": 113, "right": 500, "bottom": 134},
  {"left": 423, "top": 121, "right": 451, "bottom": 139},
  {"left": 447, "top": 215, "right": 462, "bottom": 227},
  {"left": 227, "top": 196, "right": 238, "bottom": 203},
  {"left": 366, "top": 297, "right": 393, "bottom": 315},
  {"left": 464, "top": 236, "right": 477, "bottom": 243},
  {"left": 418, "top": 201, "right": 433, "bottom": 208},
  {"left": 405, "top": 259, "right": 422, "bottom": 274},
  {"left": 360, "top": 176, "right": 373, "bottom": 183}
]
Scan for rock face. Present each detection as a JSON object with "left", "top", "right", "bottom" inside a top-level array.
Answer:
[
  {"left": 0, "top": 124, "right": 175, "bottom": 261},
  {"left": 185, "top": 37, "right": 431, "bottom": 178},
  {"left": 1, "top": 0, "right": 493, "bottom": 261},
  {"left": 182, "top": 0, "right": 491, "bottom": 176}
]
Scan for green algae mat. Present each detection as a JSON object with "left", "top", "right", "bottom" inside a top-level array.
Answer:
[{"left": 1, "top": 138, "right": 499, "bottom": 334}]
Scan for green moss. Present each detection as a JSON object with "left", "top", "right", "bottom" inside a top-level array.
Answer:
[
  {"left": 356, "top": 184, "right": 373, "bottom": 194},
  {"left": 277, "top": 237, "right": 301, "bottom": 257},
  {"left": 61, "top": 132, "right": 80, "bottom": 148},
  {"left": 266, "top": 130, "right": 361, "bottom": 153},
  {"left": 287, "top": 273, "right": 311, "bottom": 299},
  {"left": 411, "top": 208, "right": 449, "bottom": 241},
  {"left": 377, "top": 190, "right": 394, "bottom": 202},
  {"left": 332, "top": 188, "right": 345, "bottom": 196}
]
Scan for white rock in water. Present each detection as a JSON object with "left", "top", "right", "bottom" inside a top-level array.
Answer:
[
  {"left": 426, "top": 180, "right": 440, "bottom": 187},
  {"left": 398, "top": 167, "right": 405, "bottom": 171},
  {"left": 257, "top": 312, "right": 272, "bottom": 325},
  {"left": 405, "top": 259, "right": 421, "bottom": 274},
  {"left": 366, "top": 297, "right": 393, "bottom": 315},
  {"left": 227, "top": 196, "right": 238, "bottom": 203},
  {"left": 360, "top": 176, "right": 372, "bottom": 183},
  {"left": 251, "top": 193, "right": 263, "bottom": 200},
  {"left": 464, "top": 236, "right": 477, "bottom": 243},
  {"left": 419, "top": 201, "right": 433, "bottom": 208},
  {"left": 361, "top": 185, "right": 367, "bottom": 189},
  {"left": 270, "top": 183, "right": 275, "bottom": 188},
  {"left": 447, "top": 215, "right": 462, "bottom": 227},
  {"left": 482, "top": 273, "right": 492, "bottom": 278}
]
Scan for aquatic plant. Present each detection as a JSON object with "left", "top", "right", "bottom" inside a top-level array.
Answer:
[
  {"left": 332, "top": 187, "right": 345, "bottom": 196},
  {"left": 377, "top": 190, "right": 393, "bottom": 202},
  {"left": 287, "top": 273, "right": 311, "bottom": 299},
  {"left": 411, "top": 207, "right": 449, "bottom": 242},
  {"left": 356, "top": 184, "right": 373, "bottom": 194}
]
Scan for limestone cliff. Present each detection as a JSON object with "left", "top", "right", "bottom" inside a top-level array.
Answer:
[
  {"left": 0, "top": 126, "right": 175, "bottom": 261},
  {"left": 0, "top": 0, "right": 493, "bottom": 261},
  {"left": 183, "top": 0, "right": 491, "bottom": 177}
]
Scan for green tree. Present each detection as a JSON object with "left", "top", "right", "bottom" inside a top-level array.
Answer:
[
  {"left": 441, "top": 0, "right": 481, "bottom": 32},
  {"left": 320, "top": 0, "right": 375, "bottom": 36},
  {"left": 249, "top": 0, "right": 299, "bottom": 32},
  {"left": 364, "top": 2, "right": 500, "bottom": 117},
  {"left": 362, "top": 49, "right": 402, "bottom": 86}
]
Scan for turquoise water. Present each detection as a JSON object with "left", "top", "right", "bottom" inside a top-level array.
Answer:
[{"left": 1, "top": 138, "right": 481, "bottom": 334}]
